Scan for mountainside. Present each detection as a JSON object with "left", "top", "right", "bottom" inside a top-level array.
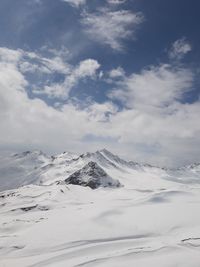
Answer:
[
  {"left": 0, "top": 150, "right": 50, "bottom": 191},
  {"left": 65, "top": 161, "right": 121, "bottom": 189},
  {"left": 1, "top": 149, "right": 200, "bottom": 266},
  {"left": 0, "top": 149, "right": 200, "bottom": 192}
]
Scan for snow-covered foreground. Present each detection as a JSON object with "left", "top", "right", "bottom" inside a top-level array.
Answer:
[{"left": 0, "top": 150, "right": 200, "bottom": 266}]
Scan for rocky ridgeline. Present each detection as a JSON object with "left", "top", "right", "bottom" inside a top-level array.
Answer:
[{"left": 65, "top": 161, "right": 121, "bottom": 189}]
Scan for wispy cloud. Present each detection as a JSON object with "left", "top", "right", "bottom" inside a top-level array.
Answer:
[
  {"left": 40, "top": 59, "right": 100, "bottom": 99},
  {"left": 106, "top": 57, "right": 200, "bottom": 166},
  {"left": 169, "top": 38, "right": 192, "bottom": 60},
  {"left": 62, "top": 0, "right": 86, "bottom": 8},
  {"left": 109, "top": 64, "right": 194, "bottom": 109},
  {"left": 109, "top": 67, "right": 125, "bottom": 79},
  {"left": 107, "top": 0, "right": 127, "bottom": 5},
  {"left": 81, "top": 8, "right": 144, "bottom": 51},
  {"left": 0, "top": 47, "right": 100, "bottom": 100}
]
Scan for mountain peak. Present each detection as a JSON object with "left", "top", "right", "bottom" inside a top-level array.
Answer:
[
  {"left": 13, "top": 150, "right": 46, "bottom": 158},
  {"left": 65, "top": 161, "right": 121, "bottom": 189},
  {"left": 52, "top": 151, "right": 79, "bottom": 162},
  {"left": 99, "top": 148, "right": 112, "bottom": 154}
]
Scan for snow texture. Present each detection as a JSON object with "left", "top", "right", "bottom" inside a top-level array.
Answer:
[{"left": 0, "top": 149, "right": 200, "bottom": 266}]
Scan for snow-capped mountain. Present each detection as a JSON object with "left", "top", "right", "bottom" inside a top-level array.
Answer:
[
  {"left": 65, "top": 161, "right": 121, "bottom": 189},
  {"left": 0, "top": 149, "right": 142, "bottom": 191},
  {"left": 0, "top": 148, "right": 200, "bottom": 192},
  {"left": 1, "top": 149, "right": 200, "bottom": 267},
  {"left": 0, "top": 150, "right": 50, "bottom": 192}
]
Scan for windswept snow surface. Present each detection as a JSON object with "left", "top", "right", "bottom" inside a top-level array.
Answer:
[{"left": 0, "top": 149, "right": 200, "bottom": 266}]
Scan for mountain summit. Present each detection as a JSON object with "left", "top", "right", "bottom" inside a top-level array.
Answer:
[
  {"left": 0, "top": 149, "right": 200, "bottom": 192},
  {"left": 65, "top": 161, "right": 121, "bottom": 189}
]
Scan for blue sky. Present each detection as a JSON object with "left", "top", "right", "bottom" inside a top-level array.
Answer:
[{"left": 0, "top": 0, "right": 200, "bottom": 166}]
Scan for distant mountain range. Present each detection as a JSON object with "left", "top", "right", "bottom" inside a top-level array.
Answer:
[{"left": 0, "top": 149, "right": 200, "bottom": 192}]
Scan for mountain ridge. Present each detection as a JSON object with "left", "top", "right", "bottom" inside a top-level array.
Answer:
[{"left": 0, "top": 148, "right": 200, "bottom": 192}]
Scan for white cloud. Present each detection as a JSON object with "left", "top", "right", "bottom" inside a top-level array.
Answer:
[
  {"left": 0, "top": 47, "right": 100, "bottom": 99},
  {"left": 0, "top": 47, "right": 22, "bottom": 63},
  {"left": 109, "top": 64, "right": 194, "bottom": 110},
  {"left": 44, "top": 46, "right": 69, "bottom": 59},
  {"left": 107, "top": 0, "right": 127, "bottom": 5},
  {"left": 62, "top": 0, "right": 86, "bottom": 7},
  {"left": 0, "top": 47, "right": 70, "bottom": 75},
  {"left": 40, "top": 59, "right": 101, "bottom": 99},
  {"left": 106, "top": 101, "right": 200, "bottom": 166},
  {"left": 106, "top": 62, "right": 200, "bottom": 166},
  {"left": 109, "top": 67, "right": 125, "bottom": 78},
  {"left": 0, "top": 47, "right": 114, "bottom": 155},
  {"left": 169, "top": 38, "right": 192, "bottom": 60},
  {"left": 0, "top": 47, "right": 200, "bottom": 167},
  {"left": 22, "top": 51, "right": 70, "bottom": 74},
  {"left": 86, "top": 102, "right": 118, "bottom": 122},
  {"left": 81, "top": 8, "right": 144, "bottom": 51}
]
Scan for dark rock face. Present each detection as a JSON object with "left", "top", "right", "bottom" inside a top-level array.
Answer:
[
  {"left": 20, "top": 205, "right": 38, "bottom": 212},
  {"left": 11, "top": 205, "right": 49, "bottom": 212},
  {"left": 65, "top": 161, "right": 121, "bottom": 189}
]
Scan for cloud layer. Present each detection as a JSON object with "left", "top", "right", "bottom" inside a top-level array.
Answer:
[
  {"left": 0, "top": 46, "right": 200, "bottom": 167},
  {"left": 109, "top": 64, "right": 194, "bottom": 109}
]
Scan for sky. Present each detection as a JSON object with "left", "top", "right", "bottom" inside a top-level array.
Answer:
[{"left": 0, "top": 0, "right": 200, "bottom": 167}]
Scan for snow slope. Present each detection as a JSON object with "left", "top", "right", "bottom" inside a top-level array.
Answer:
[
  {"left": 0, "top": 148, "right": 193, "bottom": 192},
  {"left": 0, "top": 151, "right": 50, "bottom": 191},
  {"left": 0, "top": 149, "right": 200, "bottom": 266}
]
